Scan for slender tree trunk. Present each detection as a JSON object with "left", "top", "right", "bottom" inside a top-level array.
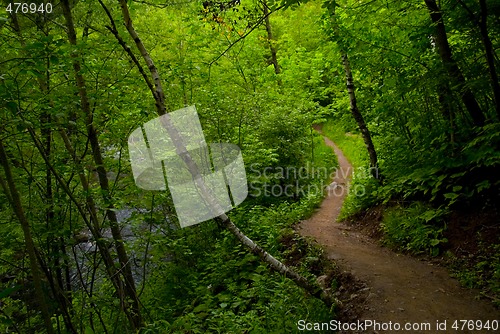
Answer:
[
  {"left": 479, "top": 0, "right": 500, "bottom": 120},
  {"left": 424, "top": 0, "right": 485, "bottom": 126},
  {"left": 262, "top": 1, "right": 280, "bottom": 76},
  {"left": 60, "top": 0, "right": 143, "bottom": 329},
  {"left": 0, "top": 140, "right": 55, "bottom": 334},
  {"left": 341, "top": 52, "right": 379, "bottom": 178},
  {"left": 108, "top": 0, "right": 336, "bottom": 307},
  {"left": 57, "top": 130, "right": 134, "bottom": 327},
  {"left": 329, "top": 9, "right": 379, "bottom": 178}
]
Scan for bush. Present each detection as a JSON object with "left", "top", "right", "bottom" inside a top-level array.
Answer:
[{"left": 381, "top": 202, "right": 448, "bottom": 256}]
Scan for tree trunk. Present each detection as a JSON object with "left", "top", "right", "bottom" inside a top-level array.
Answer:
[
  {"left": 424, "top": 0, "right": 485, "bottom": 126},
  {"left": 0, "top": 140, "right": 55, "bottom": 334},
  {"left": 479, "top": 0, "right": 500, "bottom": 120},
  {"left": 221, "top": 216, "right": 335, "bottom": 305},
  {"left": 263, "top": 1, "right": 280, "bottom": 76},
  {"left": 60, "top": 0, "right": 143, "bottom": 330},
  {"left": 437, "top": 83, "right": 456, "bottom": 148},
  {"left": 329, "top": 8, "right": 379, "bottom": 178},
  {"left": 341, "top": 52, "right": 379, "bottom": 178}
]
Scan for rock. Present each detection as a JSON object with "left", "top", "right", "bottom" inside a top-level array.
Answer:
[
  {"left": 74, "top": 231, "right": 90, "bottom": 243},
  {"left": 316, "top": 275, "right": 329, "bottom": 289}
]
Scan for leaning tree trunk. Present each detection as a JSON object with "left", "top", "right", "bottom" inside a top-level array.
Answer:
[
  {"left": 60, "top": 0, "right": 143, "bottom": 330},
  {"left": 100, "top": 0, "right": 336, "bottom": 308},
  {"left": 424, "top": 0, "right": 485, "bottom": 127},
  {"left": 341, "top": 52, "right": 379, "bottom": 179},
  {"left": 329, "top": 8, "right": 379, "bottom": 179}
]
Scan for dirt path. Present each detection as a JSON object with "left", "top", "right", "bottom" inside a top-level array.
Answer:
[{"left": 297, "top": 135, "right": 499, "bottom": 333}]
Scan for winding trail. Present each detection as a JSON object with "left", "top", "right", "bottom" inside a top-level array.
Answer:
[{"left": 297, "top": 134, "right": 499, "bottom": 333}]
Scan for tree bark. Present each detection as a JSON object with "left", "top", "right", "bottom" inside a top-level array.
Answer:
[
  {"left": 60, "top": 0, "right": 143, "bottom": 330},
  {"left": 329, "top": 8, "right": 379, "bottom": 178},
  {"left": 424, "top": 0, "right": 485, "bottom": 126},
  {"left": 341, "top": 52, "right": 379, "bottom": 178},
  {"left": 262, "top": 1, "right": 281, "bottom": 77},
  {"left": 479, "top": 0, "right": 500, "bottom": 120},
  {"left": 0, "top": 140, "right": 55, "bottom": 334}
]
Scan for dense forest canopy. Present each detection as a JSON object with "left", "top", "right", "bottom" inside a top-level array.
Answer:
[{"left": 0, "top": 0, "right": 499, "bottom": 332}]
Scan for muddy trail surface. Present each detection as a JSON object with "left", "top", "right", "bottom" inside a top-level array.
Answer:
[{"left": 297, "top": 134, "right": 499, "bottom": 333}]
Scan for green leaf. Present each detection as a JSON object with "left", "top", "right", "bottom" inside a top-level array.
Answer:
[
  {"left": 444, "top": 193, "right": 458, "bottom": 200},
  {"left": 193, "top": 304, "right": 209, "bottom": 313},
  {"left": 50, "top": 55, "right": 59, "bottom": 64},
  {"left": 6, "top": 101, "right": 18, "bottom": 114},
  {"left": 476, "top": 180, "right": 490, "bottom": 193},
  {"left": 0, "top": 286, "right": 20, "bottom": 300}
]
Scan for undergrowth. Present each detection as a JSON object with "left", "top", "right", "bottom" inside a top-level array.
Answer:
[
  {"left": 448, "top": 238, "right": 500, "bottom": 308},
  {"left": 139, "top": 131, "right": 338, "bottom": 333},
  {"left": 381, "top": 202, "right": 448, "bottom": 256}
]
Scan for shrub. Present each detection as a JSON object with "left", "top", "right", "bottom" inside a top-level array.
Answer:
[{"left": 381, "top": 202, "right": 448, "bottom": 256}]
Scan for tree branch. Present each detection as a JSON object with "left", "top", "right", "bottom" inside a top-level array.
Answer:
[
  {"left": 97, "top": 0, "right": 156, "bottom": 98},
  {"left": 209, "top": 4, "right": 285, "bottom": 67}
]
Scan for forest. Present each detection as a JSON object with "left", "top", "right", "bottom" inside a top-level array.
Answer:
[{"left": 0, "top": 0, "right": 499, "bottom": 332}]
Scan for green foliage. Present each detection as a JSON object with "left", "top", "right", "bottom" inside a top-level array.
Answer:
[
  {"left": 140, "top": 187, "right": 334, "bottom": 332},
  {"left": 321, "top": 120, "right": 368, "bottom": 168},
  {"left": 0, "top": 0, "right": 341, "bottom": 331},
  {"left": 339, "top": 174, "right": 379, "bottom": 220},
  {"left": 135, "top": 130, "right": 336, "bottom": 332},
  {"left": 381, "top": 203, "right": 448, "bottom": 256},
  {"left": 1, "top": 0, "right": 500, "bottom": 331},
  {"left": 450, "top": 243, "right": 500, "bottom": 307},
  {"left": 377, "top": 123, "right": 500, "bottom": 210}
]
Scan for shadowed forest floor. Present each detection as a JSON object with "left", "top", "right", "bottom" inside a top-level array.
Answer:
[{"left": 298, "top": 134, "right": 499, "bottom": 333}]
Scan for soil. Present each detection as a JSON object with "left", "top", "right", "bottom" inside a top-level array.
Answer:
[{"left": 297, "top": 134, "right": 500, "bottom": 333}]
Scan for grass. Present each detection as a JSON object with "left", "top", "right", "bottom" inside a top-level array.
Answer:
[{"left": 320, "top": 121, "right": 368, "bottom": 169}]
